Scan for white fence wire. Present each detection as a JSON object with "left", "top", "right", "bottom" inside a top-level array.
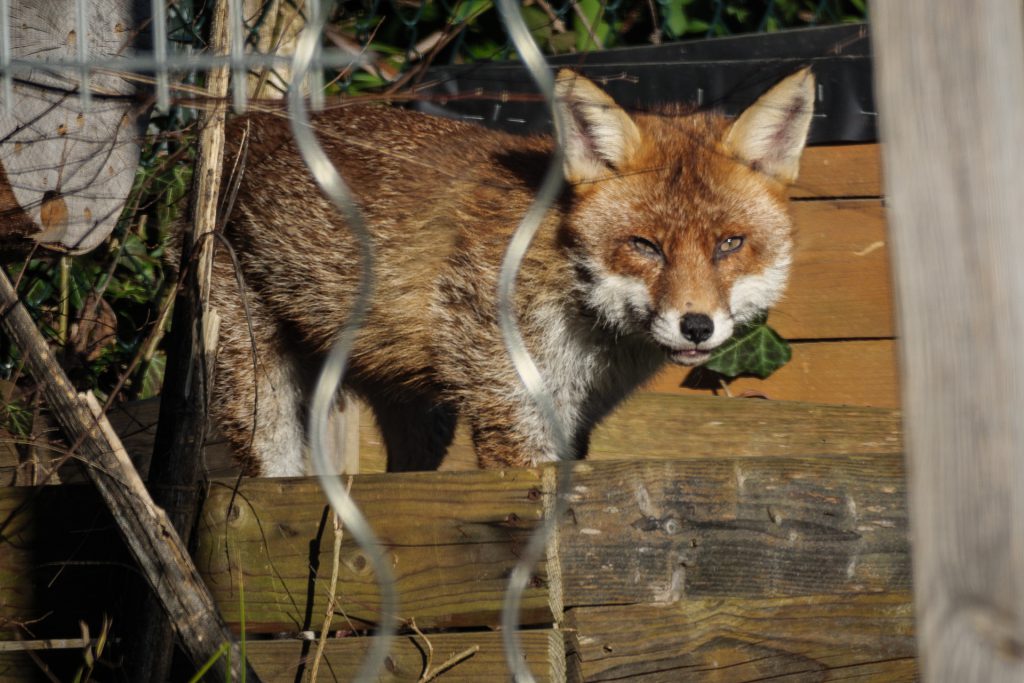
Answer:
[{"left": 0, "top": 1, "right": 572, "bottom": 680}]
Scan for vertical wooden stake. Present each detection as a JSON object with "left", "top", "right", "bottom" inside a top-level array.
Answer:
[
  {"left": 871, "top": 1, "right": 1024, "bottom": 680},
  {"left": 126, "top": 0, "right": 237, "bottom": 678}
]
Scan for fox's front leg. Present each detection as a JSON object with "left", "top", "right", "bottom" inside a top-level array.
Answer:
[{"left": 463, "top": 389, "right": 570, "bottom": 469}]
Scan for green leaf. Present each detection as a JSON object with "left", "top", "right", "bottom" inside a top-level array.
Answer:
[
  {"left": 575, "top": 0, "right": 611, "bottom": 51},
  {"left": 453, "top": 0, "right": 491, "bottom": 24},
  {"left": 662, "top": 0, "right": 689, "bottom": 38},
  {"left": 704, "top": 319, "right": 791, "bottom": 379},
  {"left": 138, "top": 352, "right": 167, "bottom": 399},
  {"left": 2, "top": 400, "right": 33, "bottom": 437},
  {"left": 24, "top": 278, "right": 53, "bottom": 309},
  {"left": 685, "top": 19, "right": 709, "bottom": 34},
  {"left": 521, "top": 5, "right": 553, "bottom": 44}
]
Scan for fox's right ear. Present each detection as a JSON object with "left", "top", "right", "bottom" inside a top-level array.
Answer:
[{"left": 554, "top": 69, "right": 641, "bottom": 184}]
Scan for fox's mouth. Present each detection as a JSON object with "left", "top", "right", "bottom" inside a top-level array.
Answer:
[{"left": 668, "top": 347, "right": 713, "bottom": 366}]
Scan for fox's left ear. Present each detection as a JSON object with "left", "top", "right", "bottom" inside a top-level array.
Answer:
[{"left": 724, "top": 68, "right": 815, "bottom": 184}]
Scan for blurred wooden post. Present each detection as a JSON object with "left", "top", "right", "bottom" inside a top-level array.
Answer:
[{"left": 871, "top": 2, "right": 1024, "bottom": 681}]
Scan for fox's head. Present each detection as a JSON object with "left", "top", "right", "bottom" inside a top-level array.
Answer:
[{"left": 556, "top": 68, "right": 814, "bottom": 366}]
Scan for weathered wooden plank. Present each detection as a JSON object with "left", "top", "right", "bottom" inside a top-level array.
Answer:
[
  {"left": 195, "top": 471, "right": 553, "bottom": 631},
  {"left": 791, "top": 144, "right": 883, "bottom": 199},
  {"left": 774, "top": 199, "right": 892, "bottom": 340},
  {"left": 358, "top": 393, "right": 902, "bottom": 473},
  {"left": 0, "top": 486, "right": 35, "bottom": 640},
  {"left": 0, "top": 653, "right": 37, "bottom": 680},
  {"left": 874, "top": 2, "right": 1024, "bottom": 681},
  {"left": 246, "top": 630, "right": 565, "bottom": 682},
  {"left": 651, "top": 339, "right": 900, "bottom": 408},
  {"left": 588, "top": 393, "right": 902, "bottom": 460},
  {"left": 565, "top": 594, "right": 915, "bottom": 682},
  {"left": 557, "top": 456, "right": 908, "bottom": 606},
  {"left": 44, "top": 390, "right": 899, "bottom": 477},
  {"left": 0, "top": 270, "right": 252, "bottom": 682}
]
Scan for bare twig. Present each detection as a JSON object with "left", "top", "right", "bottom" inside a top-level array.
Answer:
[
  {"left": 410, "top": 618, "right": 480, "bottom": 683},
  {"left": 309, "top": 476, "right": 353, "bottom": 682},
  {"left": 529, "top": 0, "right": 567, "bottom": 33},
  {"left": 421, "top": 646, "right": 480, "bottom": 682},
  {"left": 409, "top": 618, "right": 433, "bottom": 678},
  {"left": 646, "top": 0, "right": 663, "bottom": 45}
]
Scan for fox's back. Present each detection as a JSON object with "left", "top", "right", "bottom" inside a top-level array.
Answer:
[{"left": 220, "top": 105, "right": 555, "bottom": 381}]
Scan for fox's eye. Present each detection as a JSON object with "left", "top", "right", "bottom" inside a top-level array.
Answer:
[
  {"left": 716, "top": 235, "right": 745, "bottom": 257},
  {"left": 630, "top": 236, "right": 664, "bottom": 261}
]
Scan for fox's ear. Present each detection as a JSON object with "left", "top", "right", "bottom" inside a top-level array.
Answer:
[
  {"left": 554, "top": 69, "right": 641, "bottom": 184},
  {"left": 724, "top": 68, "right": 815, "bottom": 184}
]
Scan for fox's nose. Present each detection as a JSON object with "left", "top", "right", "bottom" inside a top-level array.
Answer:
[{"left": 681, "top": 313, "right": 714, "bottom": 344}]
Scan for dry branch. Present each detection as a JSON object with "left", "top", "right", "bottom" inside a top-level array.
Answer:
[{"left": 0, "top": 270, "right": 256, "bottom": 681}]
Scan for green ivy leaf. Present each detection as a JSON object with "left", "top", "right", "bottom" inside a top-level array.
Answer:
[{"left": 704, "top": 318, "right": 791, "bottom": 379}]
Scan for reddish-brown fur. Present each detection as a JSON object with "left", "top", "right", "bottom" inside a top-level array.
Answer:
[{"left": 208, "top": 70, "right": 814, "bottom": 475}]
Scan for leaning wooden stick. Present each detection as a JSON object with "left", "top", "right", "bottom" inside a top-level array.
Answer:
[{"left": 0, "top": 270, "right": 259, "bottom": 683}]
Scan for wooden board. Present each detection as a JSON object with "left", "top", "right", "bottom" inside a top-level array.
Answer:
[
  {"left": 11, "top": 391, "right": 898, "bottom": 479},
  {"left": 246, "top": 630, "right": 565, "bottom": 683},
  {"left": 195, "top": 471, "right": 553, "bottom": 632},
  {"left": 651, "top": 339, "right": 901, "bottom": 408},
  {"left": 0, "top": 485, "right": 35, "bottom": 639},
  {"left": 557, "top": 456, "right": 908, "bottom": 606},
  {"left": 1, "top": 456, "right": 911, "bottom": 678},
  {"left": 790, "top": 144, "right": 883, "bottom": 199},
  {"left": 0, "top": 653, "right": 38, "bottom": 680},
  {"left": 773, "top": 200, "right": 893, "bottom": 340},
  {"left": 565, "top": 594, "right": 915, "bottom": 682},
  {"left": 587, "top": 393, "right": 902, "bottom": 460},
  {"left": 358, "top": 393, "right": 902, "bottom": 473}
]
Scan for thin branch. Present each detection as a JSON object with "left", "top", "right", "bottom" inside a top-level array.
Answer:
[{"left": 309, "top": 477, "right": 353, "bottom": 682}]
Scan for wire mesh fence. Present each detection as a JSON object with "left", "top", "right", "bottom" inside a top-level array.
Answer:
[{"left": 0, "top": 0, "right": 865, "bottom": 680}]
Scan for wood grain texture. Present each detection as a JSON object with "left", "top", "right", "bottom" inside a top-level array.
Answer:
[
  {"left": 0, "top": 653, "right": 37, "bottom": 680},
  {"left": 195, "top": 471, "right": 553, "bottom": 631},
  {"left": 790, "top": 144, "right": 883, "bottom": 199},
  {"left": 588, "top": 393, "right": 902, "bottom": 460},
  {"left": 246, "top": 630, "right": 565, "bottom": 682},
  {"left": 0, "top": 0, "right": 148, "bottom": 251},
  {"left": 650, "top": 339, "right": 901, "bottom": 408},
  {"left": 355, "top": 392, "right": 902, "bottom": 473},
  {"left": 773, "top": 200, "right": 892, "bottom": 340},
  {"left": 0, "top": 486, "right": 35, "bottom": 639},
  {"left": 873, "top": 2, "right": 1024, "bottom": 681},
  {"left": 0, "top": 272, "right": 253, "bottom": 682},
  {"left": 76, "top": 391, "right": 901, "bottom": 477},
  {"left": 556, "top": 456, "right": 908, "bottom": 606},
  {"left": 565, "top": 594, "right": 915, "bottom": 682}
]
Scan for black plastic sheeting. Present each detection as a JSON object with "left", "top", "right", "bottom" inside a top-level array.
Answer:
[{"left": 414, "top": 23, "right": 875, "bottom": 144}]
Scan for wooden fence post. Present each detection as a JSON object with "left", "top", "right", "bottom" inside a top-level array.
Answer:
[{"left": 871, "top": 2, "right": 1024, "bottom": 680}]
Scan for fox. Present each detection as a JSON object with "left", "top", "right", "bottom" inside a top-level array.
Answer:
[{"left": 207, "top": 68, "right": 815, "bottom": 476}]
